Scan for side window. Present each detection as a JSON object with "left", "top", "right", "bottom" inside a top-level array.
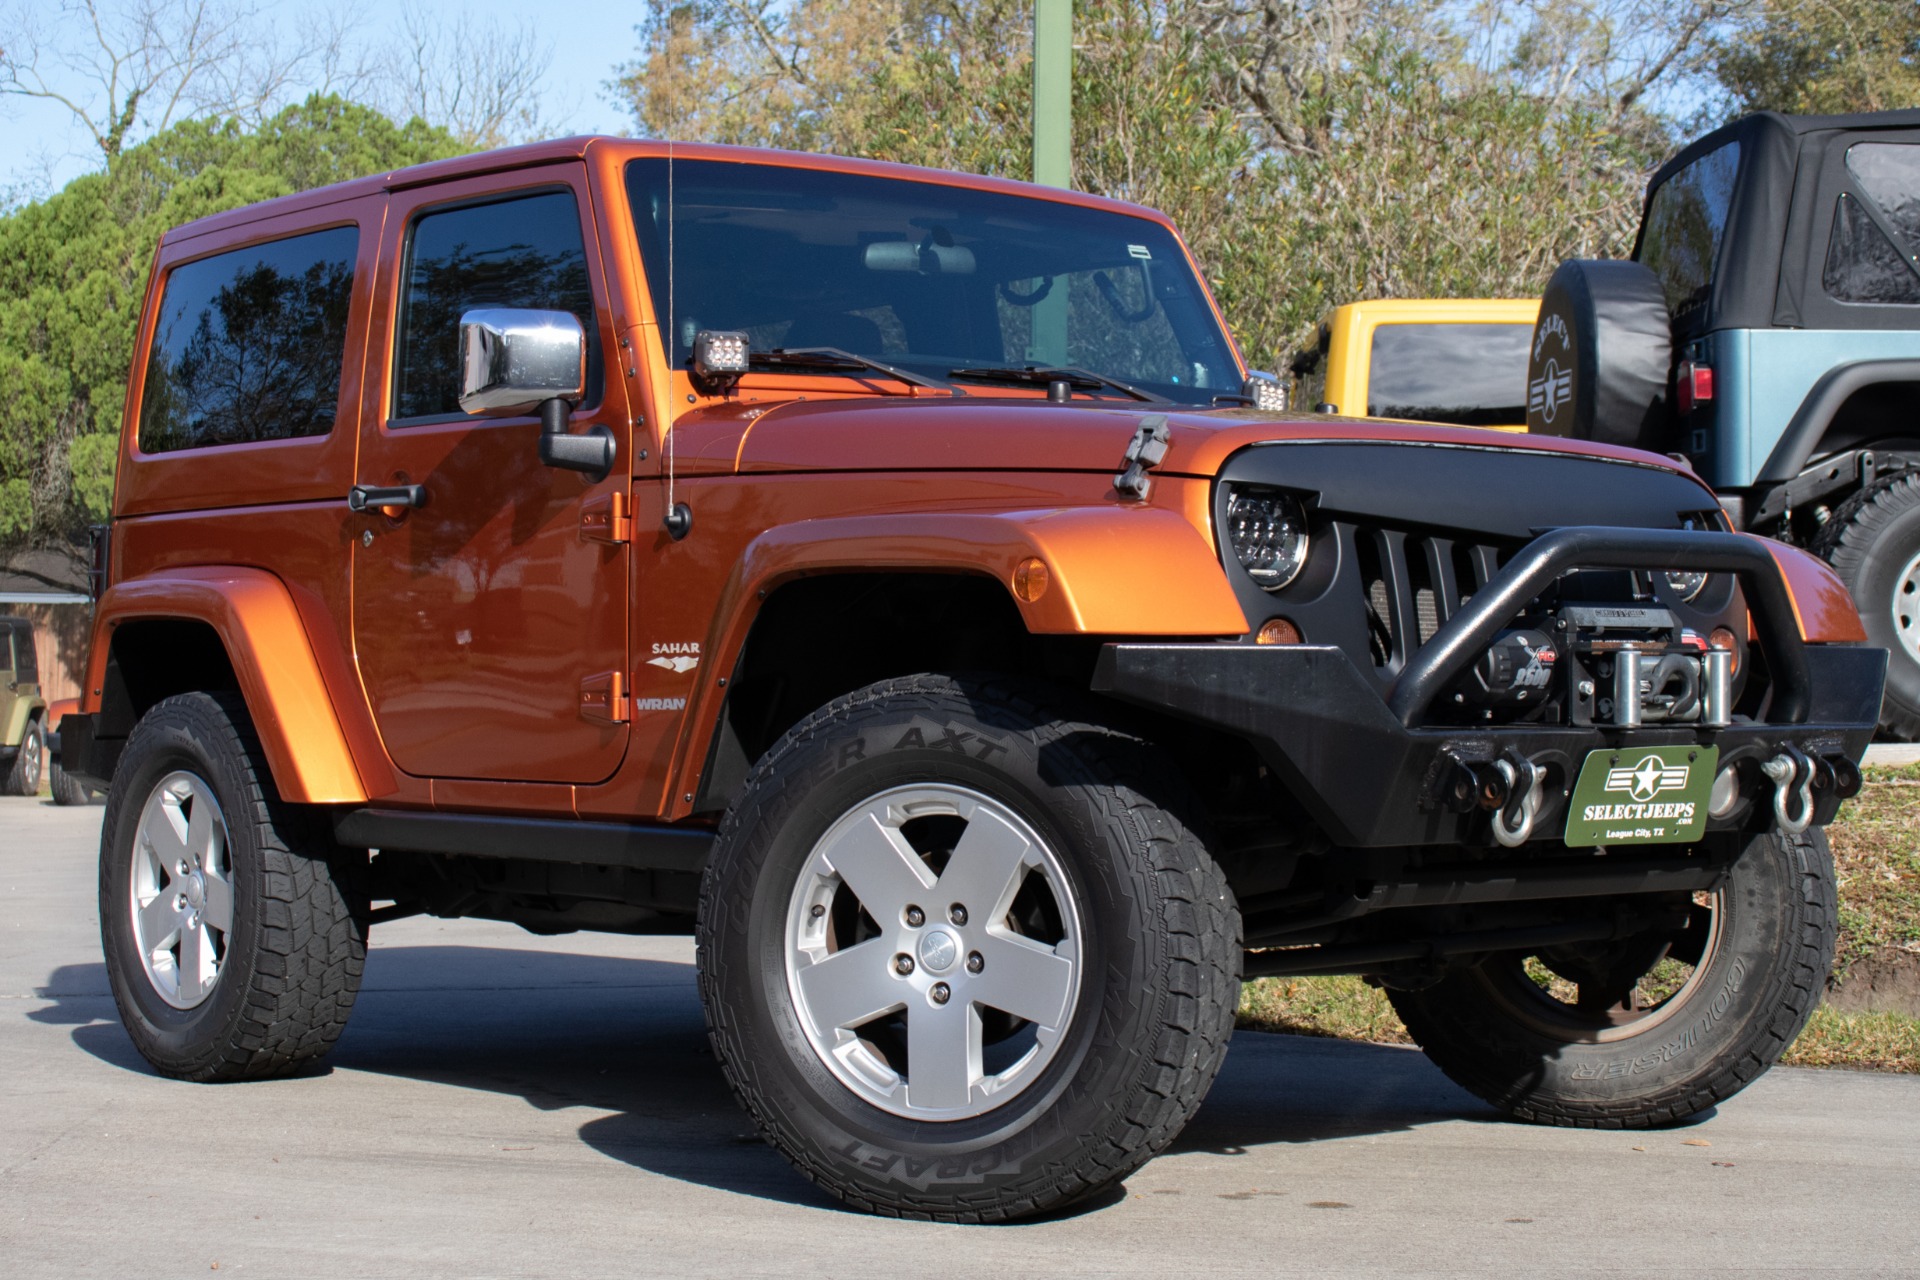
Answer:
[
  {"left": 1637, "top": 141, "right": 1741, "bottom": 315},
  {"left": 138, "top": 226, "right": 358, "bottom": 454},
  {"left": 12, "top": 625, "right": 34, "bottom": 683},
  {"left": 392, "top": 190, "right": 601, "bottom": 422},
  {"left": 1824, "top": 144, "right": 1920, "bottom": 305}
]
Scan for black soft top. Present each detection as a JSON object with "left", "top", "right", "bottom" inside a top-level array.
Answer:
[{"left": 1633, "top": 110, "right": 1920, "bottom": 337}]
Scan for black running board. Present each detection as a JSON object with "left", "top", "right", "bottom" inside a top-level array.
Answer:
[{"left": 333, "top": 808, "right": 714, "bottom": 873}]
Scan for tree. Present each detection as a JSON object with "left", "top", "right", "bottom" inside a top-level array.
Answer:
[
  {"left": 1711, "top": 0, "right": 1920, "bottom": 116},
  {"left": 387, "top": 2, "right": 558, "bottom": 149},
  {"left": 0, "top": 96, "right": 465, "bottom": 564}
]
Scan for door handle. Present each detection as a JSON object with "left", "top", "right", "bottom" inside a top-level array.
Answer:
[{"left": 348, "top": 484, "right": 428, "bottom": 513}]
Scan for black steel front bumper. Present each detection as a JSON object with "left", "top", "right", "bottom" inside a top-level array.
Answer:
[{"left": 1092, "top": 526, "right": 1887, "bottom": 848}]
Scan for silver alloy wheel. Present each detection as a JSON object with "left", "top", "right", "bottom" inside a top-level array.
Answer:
[
  {"left": 18, "top": 722, "right": 41, "bottom": 794},
  {"left": 128, "top": 770, "right": 235, "bottom": 1010},
  {"left": 784, "top": 784, "right": 1083, "bottom": 1121},
  {"left": 1894, "top": 547, "right": 1920, "bottom": 664}
]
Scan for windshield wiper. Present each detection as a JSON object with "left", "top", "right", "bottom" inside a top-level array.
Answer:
[
  {"left": 752, "top": 347, "right": 956, "bottom": 393},
  {"left": 947, "top": 364, "right": 1169, "bottom": 403}
]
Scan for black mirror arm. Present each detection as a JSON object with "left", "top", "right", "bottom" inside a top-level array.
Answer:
[{"left": 536, "top": 396, "right": 616, "bottom": 483}]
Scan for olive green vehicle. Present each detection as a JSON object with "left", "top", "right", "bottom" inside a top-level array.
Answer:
[{"left": 0, "top": 616, "right": 48, "bottom": 796}]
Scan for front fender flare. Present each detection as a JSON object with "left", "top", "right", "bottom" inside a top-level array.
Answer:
[
  {"left": 87, "top": 567, "right": 367, "bottom": 804},
  {"left": 728, "top": 506, "right": 1248, "bottom": 637}
]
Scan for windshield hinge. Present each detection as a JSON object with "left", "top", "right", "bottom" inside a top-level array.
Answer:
[
  {"left": 580, "top": 670, "right": 630, "bottom": 724},
  {"left": 580, "top": 491, "right": 632, "bottom": 544},
  {"left": 1114, "top": 414, "right": 1171, "bottom": 500}
]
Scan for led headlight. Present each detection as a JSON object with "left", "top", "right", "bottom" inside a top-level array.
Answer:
[
  {"left": 1226, "top": 486, "right": 1310, "bottom": 590},
  {"left": 1664, "top": 569, "right": 1709, "bottom": 601}
]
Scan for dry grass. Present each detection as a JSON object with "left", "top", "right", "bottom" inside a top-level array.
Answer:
[{"left": 1236, "top": 764, "right": 1920, "bottom": 1073}]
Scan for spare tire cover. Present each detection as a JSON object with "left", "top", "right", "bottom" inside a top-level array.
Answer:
[{"left": 1528, "top": 259, "right": 1673, "bottom": 449}]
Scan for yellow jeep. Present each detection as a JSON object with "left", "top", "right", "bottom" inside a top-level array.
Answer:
[{"left": 1306, "top": 298, "right": 1539, "bottom": 431}]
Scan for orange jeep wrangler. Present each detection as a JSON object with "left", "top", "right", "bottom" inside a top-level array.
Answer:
[{"left": 65, "top": 138, "right": 1885, "bottom": 1222}]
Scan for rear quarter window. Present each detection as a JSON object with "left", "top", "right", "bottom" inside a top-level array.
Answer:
[
  {"left": 1823, "top": 143, "right": 1920, "bottom": 305},
  {"left": 1366, "top": 323, "right": 1532, "bottom": 426},
  {"left": 1638, "top": 141, "right": 1741, "bottom": 315},
  {"left": 138, "top": 226, "right": 358, "bottom": 454}
]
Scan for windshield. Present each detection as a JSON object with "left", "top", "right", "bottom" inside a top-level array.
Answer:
[{"left": 624, "top": 158, "right": 1239, "bottom": 405}]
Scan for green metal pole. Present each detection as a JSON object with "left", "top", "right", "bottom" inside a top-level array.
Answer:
[
  {"left": 1032, "top": 0, "right": 1071, "bottom": 189},
  {"left": 1030, "top": 0, "right": 1071, "bottom": 364}
]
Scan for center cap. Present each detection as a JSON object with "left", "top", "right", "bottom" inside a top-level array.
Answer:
[
  {"left": 918, "top": 929, "right": 959, "bottom": 974},
  {"left": 183, "top": 871, "right": 206, "bottom": 911}
]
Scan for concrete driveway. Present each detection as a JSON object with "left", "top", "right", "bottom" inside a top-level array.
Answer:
[{"left": 4, "top": 796, "right": 1917, "bottom": 1278}]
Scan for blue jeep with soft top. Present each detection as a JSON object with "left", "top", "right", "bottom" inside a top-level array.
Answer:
[{"left": 1530, "top": 109, "right": 1920, "bottom": 739}]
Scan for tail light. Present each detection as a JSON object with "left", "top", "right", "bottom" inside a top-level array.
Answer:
[{"left": 1677, "top": 361, "right": 1714, "bottom": 414}]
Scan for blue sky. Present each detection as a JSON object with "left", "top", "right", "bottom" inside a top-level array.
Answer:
[{"left": 0, "top": 0, "right": 646, "bottom": 194}]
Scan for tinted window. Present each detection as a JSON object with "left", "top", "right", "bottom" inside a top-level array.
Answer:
[
  {"left": 392, "top": 191, "right": 601, "bottom": 421},
  {"left": 1638, "top": 141, "right": 1741, "bottom": 314},
  {"left": 624, "top": 159, "right": 1238, "bottom": 405},
  {"left": 138, "top": 227, "right": 357, "bottom": 453},
  {"left": 11, "top": 623, "right": 35, "bottom": 682},
  {"left": 1366, "top": 323, "right": 1532, "bottom": 426},
  {"left": 1824, "top": 144, "right": 1920, "bottom": 305}
]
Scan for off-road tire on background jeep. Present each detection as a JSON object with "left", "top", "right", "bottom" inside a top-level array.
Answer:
[
  {"left": 4, "top": 716, "right": 43, "bottom": 796},
  {"left": 49, "top": 755, "right": 94, "bottom": 805},
  {"left": 99, "top": 691, "right": 368, "bottom": 1081},
  {"left": 1527, "top": 259, "right": 1673, "bottom": 450},
  {"left": 1812, "top": 472, "right": 1920, "bottom": 740},
  {"left": 1387, "top": 829, "right": 1834, "bottom": 1127},
  {"left": 698, "top": 674, "right": 1241, "bottom": 1221}
]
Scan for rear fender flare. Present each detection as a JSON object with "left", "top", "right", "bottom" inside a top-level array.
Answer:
[{"left": 87, "top": 567, "right": 368, "bottom": 804}]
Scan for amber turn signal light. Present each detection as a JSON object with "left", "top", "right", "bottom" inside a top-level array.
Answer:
[
  {"left": 1256, "top": 618, "right": 1301, "bottom": 645},
  {"left": 1013, "top": 557, "right": 1050, "bottom": 603},
  {"left": 1710, "top": 625, "right": 1739, "bottom": 674}
]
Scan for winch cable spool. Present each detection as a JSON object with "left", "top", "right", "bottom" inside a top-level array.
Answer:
[
  {"left": 1490, "top": 753, "right": 1546, "bottom": 847},
  {"left": 1762, "top": 744, "right": 1816, "bottom": 835}
]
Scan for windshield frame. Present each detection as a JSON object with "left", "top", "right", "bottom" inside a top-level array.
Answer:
[{"left": 618, "top": 149, "right": 1245, "bottom": 408}]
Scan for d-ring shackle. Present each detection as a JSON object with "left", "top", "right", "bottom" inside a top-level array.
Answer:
[
  {"left": 1761, "top": 744, "right": 1816, "bottom": 835},
  {"left": 1491, "top": 754, "right": 1546, "bottom": 848}
]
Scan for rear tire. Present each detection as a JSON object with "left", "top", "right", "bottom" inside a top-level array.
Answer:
[
  {"left": 698, "top": 674, "right": 1240, "bottom": 1221},
  {"left": 1388, "top": 830, "right": 1834, "bottom": 1128},
  {"left": 1812, "top": 471, "right": 1920, "bottom": 740},
  {"left": 99, "top": 691, "right": 368, "bottom": 1081},
  {"left": 5, "top": 718, "right": 43, "bottom": 796}
]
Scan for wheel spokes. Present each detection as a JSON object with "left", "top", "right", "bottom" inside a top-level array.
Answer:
[
  {"left": 822, "top": 814, "right": 935, "bottom": 922},
  {"left": 137, "top": 891, "right": 182, "bottom": 950},
  {"left": 176, "top": 920, "right": 207, "bottom": 1004},
  {"left": 795, "top": 938, "right": 904, "bottom": 1035},
  {"left": 931, "top": 807, "right": 1034, "bottom": 924},
  {"left": 200, "top": 869, "right": 234, "bottom": 935},
  {"left": 906, "top": 998, "right": 978, "bottom": 1112},
  {"left": 970, "top": 933, "right": 1075, "bottom": 1029},
  {"left": 142, "top": 796, "right": 189, "bottom": 866}
]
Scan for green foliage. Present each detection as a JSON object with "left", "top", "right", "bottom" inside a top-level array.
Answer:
[
  {"left": 1713, "top": 0, "right": 1920, "bottom": 117},
  {"left": 0, "top": 96, "right": 465, "bottom": 555}
]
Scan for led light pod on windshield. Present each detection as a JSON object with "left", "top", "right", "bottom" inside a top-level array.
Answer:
[
  {"left": 1226, "top": 486, "right": 1310, "bottom": 590},
  {"left": 1243, "top": 372, "right": 1289, "bottom": 412},
  {"left": 693, "top": 329, "right": 750, "bottom": 381}
]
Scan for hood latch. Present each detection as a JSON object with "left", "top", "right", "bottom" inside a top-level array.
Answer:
[{"left": 1113, "top": 414, "right": 1170, "bottom": 500}]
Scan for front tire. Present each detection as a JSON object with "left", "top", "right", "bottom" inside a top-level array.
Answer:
[
  {"left": 1388, "top": 830, "right": 1835, "bottom": 1128},
  {"left": 1813, "top": 471, "right": 1920, "bottom": 740},
  {"left": 698, "top": 675, "right": 1240, "bottom": 1221},
  {"left": 99, "top": 691, "right": 368, "bottom": 1081}
]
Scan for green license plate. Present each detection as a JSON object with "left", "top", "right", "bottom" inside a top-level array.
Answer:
[{"left": 1563, "top": 745, "right": 1720, "bottom": 847}]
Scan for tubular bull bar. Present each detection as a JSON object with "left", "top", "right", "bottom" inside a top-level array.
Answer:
[{"left": 1092, "top": 527, "right": 1887, "bottom": 848}]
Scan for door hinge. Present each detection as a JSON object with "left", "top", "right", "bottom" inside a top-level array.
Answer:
[
  {"left": 580, "top": 670, "right": 630, "bottom": 724},
  {"left": 580, "top": 491, "right": 632, "bottom": 545}
]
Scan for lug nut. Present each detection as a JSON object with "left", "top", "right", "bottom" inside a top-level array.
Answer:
[
  {"left": 809, "top": 903, "right": 825, "bottom": 919},
  {"left": 949, "top": 904, "right": 968, "bottom": 926},
  {"left": 930, "top": 982, "right": 951, "bottom": 1005},
  {"left": 905, "top": 905, "right": 925, "bottom": 927},
  {"left": 966, "top": 951, "right": 984, "bottom": 973},
  {"left": 894, "top": 954, "right": 915, "bottom": 975}
]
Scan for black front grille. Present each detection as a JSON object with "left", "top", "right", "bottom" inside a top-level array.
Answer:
[{"left": 1347, "top": 523, "right": 1508, "bottom": 673}]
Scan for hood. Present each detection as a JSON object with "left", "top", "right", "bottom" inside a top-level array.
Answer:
[{"left": 665, "top": 395, "right": 1710, "bottom": 485}]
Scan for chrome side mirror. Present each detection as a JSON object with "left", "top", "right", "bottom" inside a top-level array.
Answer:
[
  {"left": 458, "top": 308, "right": 587, "bottom": 414},
  {"left": 458, "top": 308, "right": 613, "bottom": 481}
]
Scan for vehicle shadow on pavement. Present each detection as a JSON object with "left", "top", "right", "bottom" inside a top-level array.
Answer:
[{"left": 35, "top": 944, "right": 1501, "bottom": 1216}]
